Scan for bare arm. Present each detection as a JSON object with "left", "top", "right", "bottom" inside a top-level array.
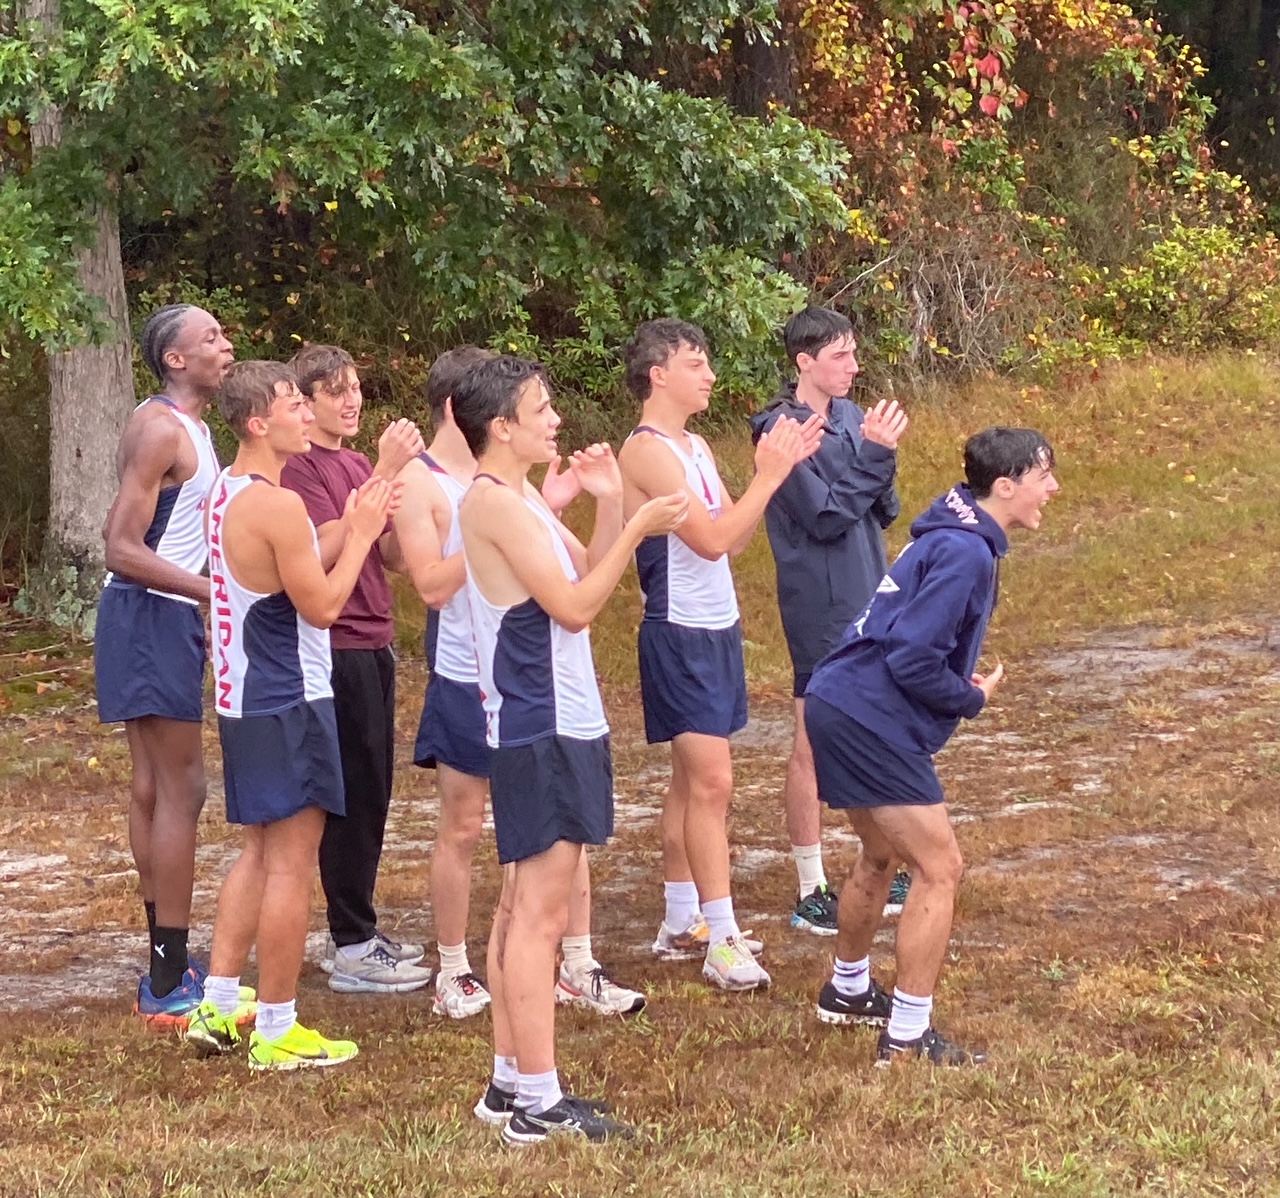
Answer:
[
  {"left": 395, "top": 460, "right": 467, "bottom": 609},
  {"left": 103, "top": 418, "right": 209, "bottom": 602},
  {"left": 269, "top": 482, "right": 392, "bottom": 629}
]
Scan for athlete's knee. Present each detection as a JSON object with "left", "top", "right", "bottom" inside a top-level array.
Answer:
[
  {"left": 439, "top": 804, "right": 484, "bottom": 855},
  {"left": 687, "top": 765, "right": 732, "bottom": 810},
  {"left": 916, "top": 840, "right": 964, "bottom": 891},
  {"left": 856, "top": 844, "right": 896, "bottom": 878}
]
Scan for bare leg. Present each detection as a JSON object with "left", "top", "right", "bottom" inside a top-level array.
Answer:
[
  {"left": 124, "top": 721, "right": 157, "bottom": 904},
  {"left": 503, "top": 840, "right": 581, "bottom": 1075},
  {"left": 564, "top": 847, "right": 590, "bottom": 938},
  {"left": 670, "top": 732, "right": 733, "bottom": 904},
  {"left": 430, "top": 764, "right": 488, "bottom": 947},
  {"left": 208, "top": 827, "right": 266, "bottom": 978},
  {"left": 867, "top": 804, "right": 964, "bottom": 995},
  {"left": 256, "top": 806, "right": 327, "bottom": 1004},
  {"left": 132, "top": 717, "right": 206, "bottom": 929},
  {"left": 660, "top": 749, "right": 693, "bottom": 884},
  {"left": 834, "top": 810, "right": 900, "bottom": 962},
  {"left": 784, "top": 698, "right": 821, "bottom": 848},
  {"left": 488, "top": 865, "right": 518, "bottom": 1060}
]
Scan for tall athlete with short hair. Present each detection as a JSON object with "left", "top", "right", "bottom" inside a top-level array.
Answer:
[
  {"left": 280, "top": 344, "right": 432, "bottom": 995},
  {"left": 617, "top": 319, "right": 821, "bottom": 992},
  {"left": 806, "top": 427, "right": 1058, "bottom": 1063},
  {"left": 749, "top": 307, "right": 907, "bottom": 935},
  {"left": 455, "top": 355, "right": 687, "bottom": 1143},
  {"left": 397, "top": 347, "right": 646, "bottom": 1019},
  {"left": 184, "top": 360, "right": 394, "bottom": 1069},
  {"left": 97, "top": 304, "right": 234, "bottom": 1023}
]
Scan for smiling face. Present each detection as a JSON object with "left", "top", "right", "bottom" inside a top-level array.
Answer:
[
  {"left": 1000, "top": 455, "right": 1060, "bottom": 531},
  {"left": 306, "top": 365, "right": 362, "bottom": 447},
  {"left": 653, "top": 341, "right": 716, "bottom": 415},
  {"left": 798, "top": 333, "right": 858, "bottom": 401},
  {"left": 498, "top": 376, "right": 561, "bottom": 465}
]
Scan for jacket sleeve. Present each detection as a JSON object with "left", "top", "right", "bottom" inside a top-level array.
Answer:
[
  {"left": 763, "top": 409, "right": 899, "bottom": 545},
  {"left": 879, "top": 548, "right": 988, "bottom": 719},
  {"left": 872, "top": 483, "right": 901, "bottom": 530}
]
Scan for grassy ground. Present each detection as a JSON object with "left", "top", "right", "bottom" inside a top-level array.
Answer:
[{"left": 4, "top": 354, "right": 1280, "bottom": 1196}]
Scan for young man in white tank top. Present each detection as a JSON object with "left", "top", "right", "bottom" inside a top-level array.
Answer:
[
  {"left": 184, "top": 361, "right": 394, "bottom": 1070},
  {"left": 453, "top": 356, "right": 686, "bottom": 1144},
  {"left": 97, "top": 304, "right": 234, "bottom": 1024},
  {"left": 397, "top": 348, "right": 648, "bottom": 1022},
  {"left": 617, "top": 319, "right": 823, "bottom": 991}
]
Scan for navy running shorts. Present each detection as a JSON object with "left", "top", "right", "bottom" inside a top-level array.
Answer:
[
  {"left": 792, "top": 669, "right": 812, "bottom": 700},
  {"left": 414, "top": 672, "right": 491, "bottom": 778},
  {"left": 490, "top": 733, "right": 613, "bottom": 864},
  {"left": 218, "top": 698, "right": 346, "bottom": 825},
  {"left": 637, "top": 620, "right": 748, "bottom": 744},
  {"left": 805, "top": 695, "right": 944, "bottom": 809},
  {"left": 94, "top": 583, "right": 206, "bottom": 723}
]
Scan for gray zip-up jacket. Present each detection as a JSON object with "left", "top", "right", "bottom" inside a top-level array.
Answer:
[{"left": 748, "top": 383, "right": 900, "bottom": 678}]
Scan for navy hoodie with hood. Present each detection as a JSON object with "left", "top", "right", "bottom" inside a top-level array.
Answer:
[
  {"left": 806, "top": 484, "right": 1008, "bottom": 757},
  {"left": 748, "top": 384, "right": 900, "bottom": 676}
]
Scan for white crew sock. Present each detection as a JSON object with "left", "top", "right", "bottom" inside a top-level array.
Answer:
[
  {"left": 887, "top": 988, "right": 933, "bottom": 1042},
  {"left": 516, "top": 1068, "right": 563, "bottom": 1115},
  {"left": 792, "top": 843, "right": 827, "bottom": 896},
  {"left": 663, "top": 880, "right": 701, "bottom": 931},
  {"left": 560, "top": 934, "right": 594, "bottom": 975},
  {"left": 256, "top": 998, "right": 297, "bottom": 1042},
  {"left": 701, "top": 896, "right": 740, "bottom": 945},
  {"left": 438, "top": 941, "right": 470, "bottom": 977},
  {"left": 831, "top": 956, "right": 871, "bottom": 998},
  {"left": 336, "top": 937, "right": 376, "bottom": 963},
  {"left": 204, "top": 974, "right": 242, "bottom": 1017},
  {"left": 492, "top": 1054, "right": 518, "bottom": 1091}
]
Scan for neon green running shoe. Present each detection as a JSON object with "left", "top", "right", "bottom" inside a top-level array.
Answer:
[
  {"left": 248, "top": 1022, "right": 359, "bottom": 1072},
  {"left": 185, "top": 999, "right": 249, "bottom": 1057}
]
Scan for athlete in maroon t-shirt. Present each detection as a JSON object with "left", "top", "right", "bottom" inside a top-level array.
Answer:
[{"left": 280, "top": 344, "right": 432, "bottom": 995}]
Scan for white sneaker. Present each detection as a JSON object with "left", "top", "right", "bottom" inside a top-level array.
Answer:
[
  {"left": 702, "top": 934, "right": 771, "bottom": 992},
  {"left": 433, "top": 971, "right": 491, "bottom": 1019},
  {"left": 555, "top": 962, "right": 646, "bottom": 1015},
  {"left": 328, "top": 941, "right": 433, "bottom": 994},
  {"left": 320, "top": 930, "right": 425, "bottom": 975},
  {"left": 651, "top": 915, "right": 764, "bottom": 961}
]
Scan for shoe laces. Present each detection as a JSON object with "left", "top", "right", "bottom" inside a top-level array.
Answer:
[
  {"left": 373, "top": 930, "right": 404, "bottom": 952},
  {"left": 585, "top": 966, "right": 611, "bottom": 999},
  {"left": 452, "top": 972, "right": 485, "bottom": 995}
]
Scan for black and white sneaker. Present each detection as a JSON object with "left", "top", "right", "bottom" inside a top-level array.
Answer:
[
  {"left": 815, "top": 979, "right": 892, "bottom": 1026},
  {"left": 474, "top": 1082, "right": 518, "bottom": 1125},
  {"left": 502, "top": 1095, "right": 634, "bottom": 1146},
  {"left": 875, "top": 1026, "right": 987, "bottom": 1067}
]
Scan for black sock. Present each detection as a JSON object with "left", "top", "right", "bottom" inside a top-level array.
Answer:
[
  {"left": 150, "top": 926, "right": 190, "bottom": 998},
  {"left": 144, "top": 900, "right": 157, "bottom": 940}
]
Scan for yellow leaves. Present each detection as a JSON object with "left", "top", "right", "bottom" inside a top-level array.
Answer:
[
  {"left": 6, "top": 118, "right": 22, "bottom": 136},
  {"left": 323, "top": 200, "right": 339, "bottom": 212}
]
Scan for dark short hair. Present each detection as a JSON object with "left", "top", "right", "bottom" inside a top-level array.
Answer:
[
  {"left": 623, "top": 319, "right": 710, "bottom": 400},
  {"left": 783, "top": 307, "right": 854, "bottom": 366},
  {"left": 451, "top": 355, "right": 547, "bottom": 457},
  {"left": 289, "top": 344, "right": 355, "bottom": 397},
  {"left": 964, "top": 427, "right": 1056, "bottom": 499},
  {"left": 425, "top": 346, "right": 495, "bottom": 421},
  {"left": 139, "top": 304, "right": 196, "bottom": 382},
  {"left": 218, "top": 361, "right": 298, "bottom": 441}
]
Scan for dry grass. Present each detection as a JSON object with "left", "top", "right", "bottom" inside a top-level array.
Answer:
[{"left": 3, "top": 353, "right": 1280, "bottom": 1196}]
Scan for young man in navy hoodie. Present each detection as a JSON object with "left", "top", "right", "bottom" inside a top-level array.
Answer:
[{"left": 804, "top": 427, "right": 1059, "bottom": 1064}]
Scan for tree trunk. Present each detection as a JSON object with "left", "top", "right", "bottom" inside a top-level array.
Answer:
[
  {"left": 21, "top": 0, "right": 136, "bottom": 617},
  {"left": 727, "top": 20, "right": 795, "bottom": 117}
]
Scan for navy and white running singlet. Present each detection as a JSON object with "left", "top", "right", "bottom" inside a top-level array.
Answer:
[
  {"left": 207, "top": 469, "right": 344, "bottom": 824},
  {"left": 466, "top": 483, "right": 608, "bottom": 749},
  {"left": 95, "top": 396, "right": 221, "bottom": 723}
]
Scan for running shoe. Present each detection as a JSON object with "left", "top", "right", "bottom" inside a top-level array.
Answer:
[
  {"left": 187, "top": 959, "right": 257, "bottom": 1006},
  {"left": 475, "top": 1084, "right": 612, "bottom": 1126},
  {"left": 555, "top": 962, "right": 646, "bottom": 1015},
  {"left": 815, "top": 979, "right": 892, "bottom": 1027},
  {"left": 185, "top": 999, "right": 249, "bottom": 1057},
  {"left": 651, "top": 915, "right": 764, "bottom": 961},
  {"left": 790, "top": 884, "right": 838, "bottom": 935},
  {"left": 328, "top": 942, "right": 433, "bottom": 994},
  {"left": 135, "top": 967, "right": 204, "bottom": 1029},
  {"left": 248, "top": 1022, "right": 359, "bottom": 1071},
  {"left": 884, "top": 870, "right": 911, "bottom": 916},
  {"left": 875, "top": 1026, "right": 987, "bottom": 1067},
  {"left": 320, "top": 930, "right": 425, "bottom": 976},
  {"left": 502, "top": 1095, "right": 634, "bottom": 1146},
  {"left": 702, "top": 935, "right": 771, "bottom": 992},
  {"left": 433, "top": 971, "right": 491, "bottom": 1020}
]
